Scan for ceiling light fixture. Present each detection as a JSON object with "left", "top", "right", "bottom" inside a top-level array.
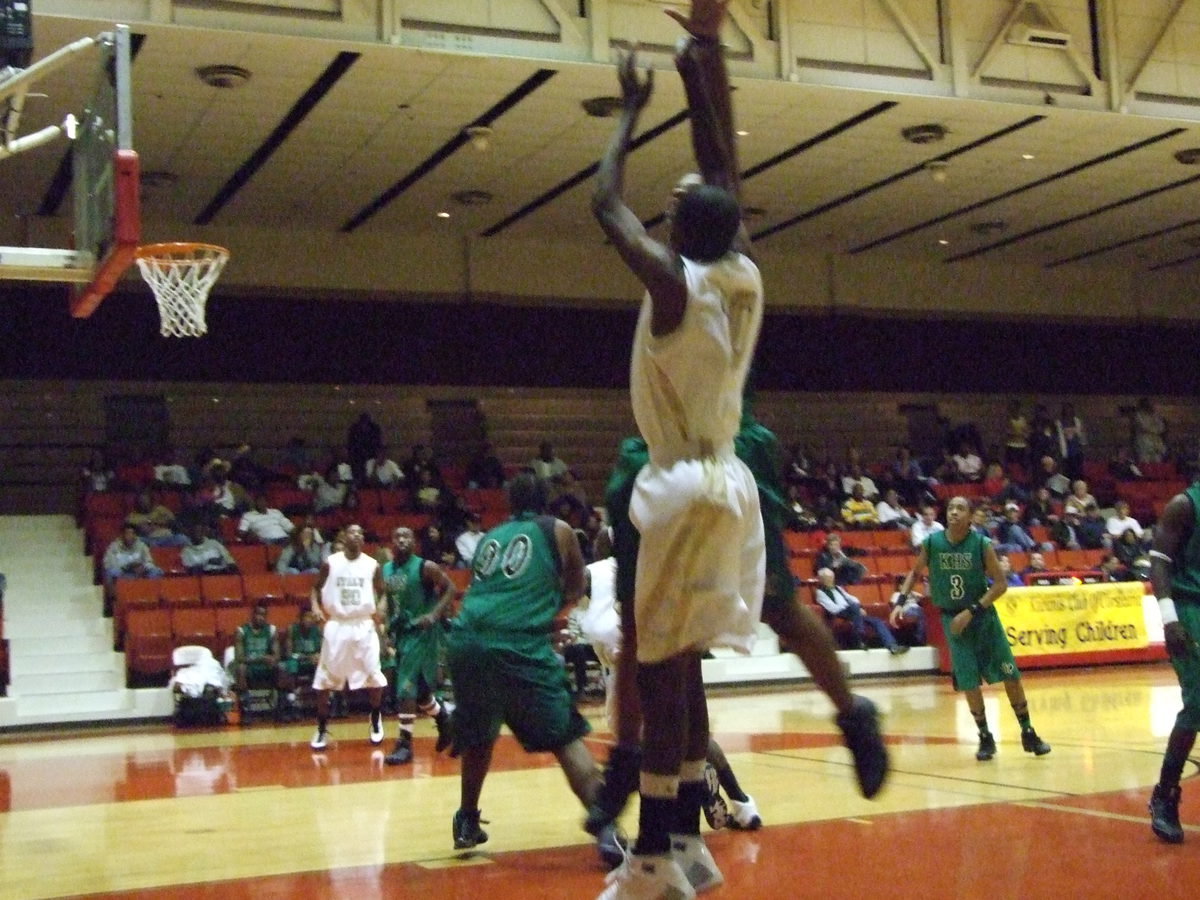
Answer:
[
  {"left": 581, "top": 96, "right": 622, "bottom": 118},
  {"left": 902, "top": 123, "right": 947, "bottom": 144},
  {"left": 195, "top": 64, "right": 251, "bottom": 89},
  {"left": 464, "top": 125, "right": 493, "bottom": 151},
  {"left": 736, "top": 129, "right": 749, "bottom": 136},
  {"left": 925, "top": 159, "right": 949, "bottom": 183},
  {"left": 1021, "top": 153, "right": 1035, "bottom": 160},
  {"left": 436, "top": 211, "right": 450, "bottom": 219}
]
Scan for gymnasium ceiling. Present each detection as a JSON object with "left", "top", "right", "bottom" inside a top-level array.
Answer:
[{"left": 4, "top": 0, "right": 1200, "bottom": 278}]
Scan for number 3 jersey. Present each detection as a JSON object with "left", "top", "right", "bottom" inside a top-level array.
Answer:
[
  {"left": 457, "top": 513, "right": 562, "bottom": 634},
  {"left": 923, "top": 529, "right": 991, "bottom": 613}
]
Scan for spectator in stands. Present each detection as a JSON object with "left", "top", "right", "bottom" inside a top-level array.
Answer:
[
  {"left": 810, "top": 487, "right": 842, "bottom": 531},
  {"left": 125, "top": 490, "right": 189, "bottom": 548},
  {"left": 365, "top": 445, "right": 405, "bottom": 490},
  {"left": 1021, "top": 551, "right": 1050, "bottom": 578},
  {"left": 328, "top": 446, "right": 355, "bottom": 486},
  {"left": 181, "top": 522, "right": 239, "bottom": 575},
  {"left": 981, "top": 461, "right": 1005, "bottom": 498},
  {"left": 1050, "top": 510, "right": 1082, "bottom": 551},
  {"left": 412, "top": 468, "right": 443, "bottom": 514},
  {"left": 1112, "top": 529, "right": 1150, "bottom": 580},
  {"left": 1106, "top": 500, "right": 1144, "bottom": 543},
  {"left": 231, "top": 604, "right": 282, "bottom": 720},
  {"left": 989, "top": 471, "right": 1029, "bottom": 509},
  {"left": 102, "top": 524, "right": 163, "bottom": 587},
  {"left": 996, "top": 552, "right": 1025, "bottom": 587},
  {"left": 403, "top": 444, "right": 444, "bottom": 490},
  {"left": 466, "top": 442, "right": 506, "bottom": 490},
  {"left": 970, "top": 505, "right": 995, "bottom": 538},
  {"left": 841, "top": 464, "right": 879, "bottom": 502},
  {"left": 1028, "top": 404, "right": 1057, "bottom": 465},
  {"left": 455, "top": 512, "right": 485, "bottom": 568},
  {"left": 1109, "top": 445, "right": 1145, "bottom": 482},
  {"left": 1004, "top": 400, "right": 1030, "bottom": 470},
  {"left": 229, "top": 443, "right": 273, "bottom": 494},
  {"left": 910, "top": 504, "right": 945, "bottom": 548},
  {"left": 813, "top": 459, "right": 844, "bottom": 503},
  {"left": 995, "top": 503, "right": 1039, "bottom": 553},
  {"left": 529, "top": 440, "right": 571, "bottom": 490},
  {"left": 81, "top": 448, "right": 116, "bottom": 494},
  {"left": 276, "top": 525, "right": 325, "bottom": 575},
  {"left": 206, "top": 460, "right": 251, "bottom": 517},
  {"left": 888, "top": 582, "right": 927, "bottom": 645},
  {"left": 1023, "top": 486, "right": 1057, "bottom": 527},
  {"left": 151, "top": 445, "right": 191, "bottom": 488},
  {"left": 784, "top": 442, "right": 811, "bottom": 486},
  {"left": 890, "top": 444, "right": 931, "bottom": 507},
  {"left": 1133, "top": 397, "right": 1167, "bottom": 464},
  {"left": 1038, "top": 455, "right": 1071, "bottom": 499},
  {"left": 1063, "top": 480, "right": 1097, "bottom": 518},
  {"left": 952, "top": 441, "right": 984, "bottom": 483},
  {"left": 815, "top": 533, "right": 867, "bottom": 585},
  {"left": 305, "top": 464, "right": 349, "bottom": 515},
  {"left": 347, "top": 412, "right": 383, "bottom": 484},
  {"left": 814, "top": 568, "right": 907, "bottom": 654},
  {"left": 1055, "top": 403, "right": 1087, "bottom": 482},
  {"left": 238, "top": 495, "right": 295, "bottom": 546},
  {"left": 419, "top": 523, "right": 459, "bottom": 570},
  {"left": 841, "top": 484, "right": 879, "bottom": 529},
  {"left": 875, "top": 488, "right": 914, "bottom": 529},
  {"left": 786, "top": 485, "right": 819, "bottom": 531},
  {"left": 1077, "top": 503, "right": 1108, "bottom": 551}
]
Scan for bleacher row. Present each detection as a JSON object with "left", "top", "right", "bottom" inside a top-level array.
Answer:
[
  {"left": 81, "top": 484, "right": 514, "bottom": 585},
  {"left": 116, "top": 567, "right": 474, "bottom": 684},
  {"left": 781, "top": 527, "right": 1116, "bottom": 645}
]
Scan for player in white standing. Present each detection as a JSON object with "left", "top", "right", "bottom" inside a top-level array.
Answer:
[
  {"left": 592, "top": 1, "right": 765, "bottom": 895},
  {"left": 309, "top": 523, "right": 388, "bottom": 750}
]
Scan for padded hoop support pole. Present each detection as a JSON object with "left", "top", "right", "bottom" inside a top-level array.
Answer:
[{"left": 71, "top": 149, "right": 141, "bottom": 318}]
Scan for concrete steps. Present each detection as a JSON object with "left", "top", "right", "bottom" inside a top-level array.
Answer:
[{"left": 0, "top": 515, "right": 170, "bottom": 728}]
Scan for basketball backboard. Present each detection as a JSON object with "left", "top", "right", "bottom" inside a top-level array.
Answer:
[{"left": 0, "top": 23, "right": 139, "bottom": 317}]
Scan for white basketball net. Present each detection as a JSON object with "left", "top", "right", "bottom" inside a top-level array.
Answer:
[{"left": 135, "top": 243, "right": 229, "bottom": 338}]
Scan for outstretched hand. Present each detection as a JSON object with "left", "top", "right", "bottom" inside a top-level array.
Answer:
[
  {"left": 617, "top": 46, "right": 653, "bottom": 113},
  {"left": 665, "top": 0, "right": 729, "bottom": 40}
]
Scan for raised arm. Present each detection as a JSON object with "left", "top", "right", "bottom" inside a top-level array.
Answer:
[{"left": 592, "top": 46, "right": 687, "bottom": 333}]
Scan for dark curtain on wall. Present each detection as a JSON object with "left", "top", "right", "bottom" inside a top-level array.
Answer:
[{"left": 2, "top": 284, "right": 1198, "bottom": 395}]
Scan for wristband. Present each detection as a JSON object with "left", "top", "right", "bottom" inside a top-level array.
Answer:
[
  {"left": 968, "top": 602, "right": 984, "bottom": 617},
  {"left": 1158, "top": 597, "right": 1179, "bottom": 626},
  {"left": 1149, "top": 550, "right": 1173, "bottom": 564}
]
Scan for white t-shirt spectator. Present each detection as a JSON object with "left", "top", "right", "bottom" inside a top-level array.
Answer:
[
  {"left": 365, "top": 458, "right": 404, "bottom": 487},
  {"left": 456, "top": 529, "right": 484, "bottom": 566},
  {"left": 238, "top": 507, "right": 295, "bottom": 543},
  {"left": 910, "top": 517, "right": 945, "bottom": 548},
  {"left": 1106, "top": 513, "right": 1144, "bottom": 540}
]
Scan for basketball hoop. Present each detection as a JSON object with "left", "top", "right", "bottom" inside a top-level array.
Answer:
[{"left": 135, "top": 242, "right": 229, "bottom": 337}]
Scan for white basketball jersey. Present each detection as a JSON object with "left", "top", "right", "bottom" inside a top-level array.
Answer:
[
  {"left": 630, "top": 252, "right": 763, "bottom": 464},
  {"left": 320, "top": 551, "right": 378, "bottom": 620}
]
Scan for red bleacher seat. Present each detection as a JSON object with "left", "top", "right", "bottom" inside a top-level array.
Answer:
[
  {"left": 149, "top": 546, "right": 185, "bottom": 577},
  {"left": 159, "top": 576, "right": 204, "bottom": 610},
  {"left": 126, "top": 609, "right": 174, "bottom": 680},
  {"left": 446, "top": 568, "right": 472, "bottom": 593},
  {"left": 227, "top": 543, "right": 268, "bottom": 574},
  {"left": 378, "top": 489, "right": 412, "bottom": 514},
  {"left": 871, "top": 530, "right": 911, "bottom": 552},
  {"left": 783, "top": 531, "right": 812, "bottom": 556},
  {"left": 215, "top": 606, "right": 249, "bottom": 655},
  {"left": 281, "top": 572, "right": 318, "bottom": 605},
  {"left": 201, "top": 574, "right": 245, "bottom": 608},
  {"left": 266, "top": 604, "right": 302, "bottom": 631},
  {"left": 84, "top": 492, "right": 130, "bottom": 520},
  {"left": 242, "top": 572, "right": 288, "bottom": 606},
  {"left": 113, "top": 578, "right": 162, "bottom": 649},
  {"left": 171, "top": 607, "right": 219, "bottom": 655},
  {"left": 875, "top": 554, "right": 915, "bottom": 578},
  {"left": 1140, "top": 461, "right": 1177, "bottom": 480}
]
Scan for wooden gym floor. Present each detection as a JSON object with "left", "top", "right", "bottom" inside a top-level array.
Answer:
[{"left": 1, "top": 664, "right": 1197, "bottom": 900}]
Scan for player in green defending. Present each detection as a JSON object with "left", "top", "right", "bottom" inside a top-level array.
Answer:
[
  {"left": 898, "top": 495, "right": 1051, "bottom": 761},
  {"left": 1145, "top": 483, "right": 1200, "bottom": 843}
]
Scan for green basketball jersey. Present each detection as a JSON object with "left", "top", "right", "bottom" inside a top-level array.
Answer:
[
  {"left": 237, "top": 622, "right": 275, "bottom": 658},
  {"left": 458, "top": 513, "right": 562, "bottom": 634},
  {"left": 1171, "top": 484, "right": 1200, "bottom": 602},
  {"left": 288, "top": 623, "right": 321, "bottom": 657},
  {"left": 383, "top": 553, "right": 433, "bottom": 632},
  {"left": 924, "top": 529, "right": 991, "bottom": 613}
]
